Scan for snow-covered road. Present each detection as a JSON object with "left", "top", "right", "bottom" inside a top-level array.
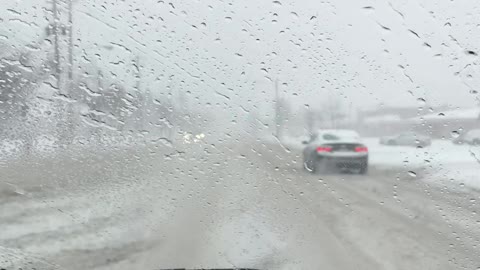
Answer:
[{"left": 1, "top": 139, "right": 480, "bottom": 270}]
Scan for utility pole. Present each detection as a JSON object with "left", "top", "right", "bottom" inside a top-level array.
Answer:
[
  {"left": 52, "top": 0, "right": 61, "bottom": 88},
  {"left": 134, "top": 55, "right": 146, "bottom": 130},
  {"left": 68, "top": 0, "right": 73, "bottom": 80},
  {"left": 274, "top": 78, "right": 280, "bottom": 138},
  {"left": 47, "top": 0, "right": 70, "bottom": 88},
  {"left": 135, "top": 55, "right": 141, "bottom": 91}
]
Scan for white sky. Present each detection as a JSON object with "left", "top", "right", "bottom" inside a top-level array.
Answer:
[{"left": 1, "top": 0, "right": 480, "bottom": 117}]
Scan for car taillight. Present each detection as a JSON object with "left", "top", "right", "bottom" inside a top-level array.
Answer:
[
  {"left": 316, "top": 146, "right": 332, "bottom": 152},
  {"left": 355, "top": 146, "right": 368, "bottom": 152}
]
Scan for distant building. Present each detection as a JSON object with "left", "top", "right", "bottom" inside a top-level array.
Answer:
[
  {"left": 358, "top": 105, "right": 451, "bottom": 137},
  {"left": 283, "top": 105, "right": 477, "bottom": 139},
  {"left": 409, "top": 107, "right": 480, "bottom": 138}
]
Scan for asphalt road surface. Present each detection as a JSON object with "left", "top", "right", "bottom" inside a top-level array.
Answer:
[{"left": 1, "top": 140, "right": 479, "bottom": 270}]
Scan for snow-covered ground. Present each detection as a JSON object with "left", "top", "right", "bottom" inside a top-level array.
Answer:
[
  {"left": 0, "top": 136, "right": 129, "bottom": 160},
  {"left": 2, "top": 137, "right": 480, "bottom": 269},
  {"left": 263, "top": 135, "right": 480, "bottom": 190},
  {"left": 0, "top": 131, "right": 179, "bottom": 162}
]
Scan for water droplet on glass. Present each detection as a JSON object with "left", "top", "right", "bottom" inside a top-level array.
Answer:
[
  {"left": 408, "top": 171, "right": 417, "bottom": 177},
  {"left": 417, "top": 97, "right": 426, "bottom": 105},
  {"left": 273, "top": 0, "right": 282, "bottom": 6},
  {"left": 465, "top": 50, "right": 477, "bottom": 57},
  {"left": 451, "top": 130, "right": 460, "bottom": 138}
]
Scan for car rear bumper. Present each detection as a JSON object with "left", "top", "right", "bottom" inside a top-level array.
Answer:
[{"left": 318, "top": 156, "right": 368, "bottom": 170}]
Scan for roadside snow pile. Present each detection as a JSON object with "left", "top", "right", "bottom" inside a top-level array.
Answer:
[
  {"left": 420, "top": 141, "right": 480, "bottom": 190},
  {"left": 265, "top": 135, "right": 306, "bottom": 151},
  {"left": 0, "top": 246, "right": 59, "bottom": 270},
  {"left": 364, "top": 138, "right": 480, "bottom": 189},
  {"left": 0, "top": 137, "right": 57, "bottom": 160},
  {"left": 363, "top": 137, "right": 428, "bottom": 167},
  {"left": 0, "top": 134, "right": 154, "bottom": 161},
  {"left": 0, "top": 140, "right": 23, "bottom": 159}
]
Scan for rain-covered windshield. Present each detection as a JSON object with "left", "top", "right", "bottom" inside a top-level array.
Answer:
[{"left": 1, "top": 0, "right": 480, "bottom": 270}]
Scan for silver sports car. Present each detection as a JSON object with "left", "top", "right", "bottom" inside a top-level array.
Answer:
[{"left": 302, "top": 129, "right": 368, "bottom": 174}]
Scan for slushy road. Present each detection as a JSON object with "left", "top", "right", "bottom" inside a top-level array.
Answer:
[{"left": 1, "top": 140, "right": 479, "bottom": 270}]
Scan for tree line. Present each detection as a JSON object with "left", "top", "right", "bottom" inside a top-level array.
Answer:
[{"left": 0, "top": 42, "right": 208, "bottom": 155}]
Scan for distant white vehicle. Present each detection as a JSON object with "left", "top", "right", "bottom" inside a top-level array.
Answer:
[
  {"left": 380, "top": 132, "right": 431, "bottom": 147},
  {"left": 460, "top": 129, "right": 480, "bottom": 145},
  {"left": 302, "top": 129, "right": 368, "bottom": 174}
]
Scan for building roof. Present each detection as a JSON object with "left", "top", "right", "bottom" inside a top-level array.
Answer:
[
  {"left": 411, "top": 107, "right": 480, "bottom": 122},
  {"left": 364, "top": 114, "right": 401, "bottom": 124}
]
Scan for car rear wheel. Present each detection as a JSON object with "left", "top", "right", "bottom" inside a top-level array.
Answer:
[
  {"left": 357, "top": 160, "right": 368, "bottom": 174},
  {"left": 303, "top": 157, "right": 317, "bottom": 173},
  {"left": 359, "top": 165, "right": 368, "bottom": 175}
]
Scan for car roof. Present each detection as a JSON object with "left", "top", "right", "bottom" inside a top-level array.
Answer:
[
  {"left": 312, "top": 129, "right": 361, "bottom": 143},
  {"left": 314, "top": 129, "right": 360, "bottom": 137}
]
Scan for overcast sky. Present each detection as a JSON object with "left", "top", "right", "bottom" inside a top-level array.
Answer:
[{"left": 2, "top": 0, "right": 480, "bottom": 118}]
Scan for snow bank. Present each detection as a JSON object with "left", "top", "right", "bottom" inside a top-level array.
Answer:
[
  {"left": 0, "top": 133, "right": 162, "bottom": 162},
  {"left": 263, "top": 135, "right": 480, "bottom": 190},
  {"left": 364, "top": 138, "right": 480, "bottom": 190}
]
